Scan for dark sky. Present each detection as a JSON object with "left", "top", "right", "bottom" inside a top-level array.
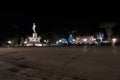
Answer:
[{"left": 0, "top": 5, "right": 120, "bottom": 40}]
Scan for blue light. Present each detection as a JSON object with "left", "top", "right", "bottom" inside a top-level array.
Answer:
[
  {"left": 61, "top": 38, "right": 68, "bottom": 44},
  {"left": 68, "top": 34, "right": 74, "bottom": 43},
  {"left": 97, "top": 33, "right": 104, "bottom": 42}
]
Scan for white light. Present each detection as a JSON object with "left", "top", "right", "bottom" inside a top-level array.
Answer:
[
  {"left": 59, "top": 40, "right": 62, "bottom": 42},
  {"left": 73, "top": 39, "right": 75, "bottom": 42},
  {"left": 26, "top": 44, "right": 33, "bottom": 46},
  {"left": 112, "top": 38, "right": 117, "bottom": 43},
  {"left": 56, "top": 41, "right": 59, "bottom": 44},
  {"left": 44, "top": 40, "right": 47, "bottom": 42},
  {"left": 83, "top": 39, "right": 87, "bottom": 42},
  {"left": 35, "top": 44, "right": 42, "bottom": 46},
  {"left": 8, "top": 41, "right": 12, "bottom": 44},
  {"left": 93, "top": 38, "right": 96, "bottom": 41},
  {"left": 24, "top": 41, "right": 27, "bottom": 44}
]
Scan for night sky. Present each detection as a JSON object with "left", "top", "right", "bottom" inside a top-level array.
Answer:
[{"left": 0, "top": 6, "right": 120, "bottom": 40}]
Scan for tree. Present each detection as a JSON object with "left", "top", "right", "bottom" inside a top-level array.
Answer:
[
  {"left": 20, "top": 37, "right": 24, "bottom": 46},
  {"left": 48, "top": 32, "right": 58, "bottom": 43},
  {"left": 99, "top": 22, "right": 116, "bottom": 41},
  {"left": 12, "top": 37, "right": 19, "bottom": 46},
  {"left": 40, "top": 33, "right": 49, "bottom": 42}
]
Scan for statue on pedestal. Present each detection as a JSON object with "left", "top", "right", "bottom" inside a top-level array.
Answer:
[
  {"left": 32, "top": 23, "right": 37, "bottom": 38},
  {"left": 32, "top": 23, "right": 36, "bottom": 33},
  {"left": 24, "top": 23, "right": 42, "bottom": 46}
]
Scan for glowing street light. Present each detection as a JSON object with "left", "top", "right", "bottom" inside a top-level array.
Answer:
[
  {"left": 93, "top": 38, "right": 96, "bottom": 41},
  {"left": 83, "top": 38, "right": 87, "bottom": 42},
  {"left": 112, "top": 38, "right": 117, "bottom": 45},
  {"left": 73, "top": 39, "right": 75, "bottom": 42},
  {"left": 8, "top": 41, "right": 12, "bottom": 44},
  {"left": 44, "top": 40, "right": 47, "bottom": 42},
  {"left": 56, "top": 41, "right": 59, "bottom": 44},
  {"left": 24, "top": 41, "right": 27, "bottom": 44},
  {"left": 59, "top": 40, "right": 62, "bottom": 43}
]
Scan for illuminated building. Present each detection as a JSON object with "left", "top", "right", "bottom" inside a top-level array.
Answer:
[{"left": 75, "top": 35, "right": 95, "bottom": 44}]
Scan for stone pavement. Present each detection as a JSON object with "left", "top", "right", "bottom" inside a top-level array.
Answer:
[{"left": 0, "top": 47, "right": 120, "bottom": 80}]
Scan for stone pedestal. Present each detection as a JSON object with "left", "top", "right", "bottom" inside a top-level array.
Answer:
[{"left": 33, "top": 33, "right": 37, "bottom": 39}]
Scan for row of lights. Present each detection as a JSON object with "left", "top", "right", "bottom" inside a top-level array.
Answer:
[
  {"left": 56, "top": 39, "right": 76, "bottom": 43},
  {"left": 7, "top": 38, "right": 118, "bottom": 45}
]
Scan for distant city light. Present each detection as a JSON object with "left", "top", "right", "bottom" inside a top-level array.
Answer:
[
  {"left": 8, "top": 41, "right": 12, "bottom": 44},
  {"left": 24, "top": 41, "right": 27, "bottom": 44},
  {"left": 35, "top": 44, "right": 42, "bottom": 46},
  {"left": 93, "top": 38, "right": 96, "bottom": 41},
  {"left": 44, "top": 40, "right": 47, "bottom": 42},
  {"left": 56, "top": 41, "right": 59, "bottom": 44},
  {"left": 68, "top": 34, "right": 74, "bottom": 43},
  {"left": 83, "top": 38, "right": 87, "bottom": 42},
  {"left": 73, "top": 39, "right": 75, "bottom": 42},
  {"left": 97, "top": 33, "right": 104, "bottom": 42},
  {"left": 26, "top": 43, "right": 33, "bottom": 46},
  {"left": 59, "top": 40, "right": 62, "bottom": 42},
  {"left": 61, "top": 38, "right": 68, "bottom": 44},
  {"left": 112, "top": 38, "right": 117, "bottom": 44}
]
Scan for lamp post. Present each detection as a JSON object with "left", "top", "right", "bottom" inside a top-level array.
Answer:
[
  {"left": 112, "top": 38, "right": 117, "bottom": 46},
  {"left": 8, "top": 40, "right": 12, "bottom": 47}
]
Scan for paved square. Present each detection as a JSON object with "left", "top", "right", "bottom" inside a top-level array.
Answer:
[{"left": 0, "top": 46, "right": 120, "bottom": 80}]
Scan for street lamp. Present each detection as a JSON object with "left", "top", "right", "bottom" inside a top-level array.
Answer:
[
  {"left": 73, "top": 39, "right": 76, "bottom": 42},
  {"left": 8, "top": 41, "right": 12, "bottom": 44},
  {"left": 56, "top": 41, "right": 59, "bottom": 44},
  {"left": 44, "top": 40, "right": 47, "bottom": 42},
  {"left": 8, "top": 40, "right": 12, "bottom": 47},
  {"left": 93, "top": 38, "right": 96, "bottom": 41},
  {"left": 83, "top": 38, "right": 87, "bottom": 42},
  {"left": 112, "top": 38, "right": 117, "bottom": 46},
  {"left": 24, "top": 41, "right": 27, "bottom": 44},
  {"left": 59, "top": 40, "right": 62, "bottom": 43}
]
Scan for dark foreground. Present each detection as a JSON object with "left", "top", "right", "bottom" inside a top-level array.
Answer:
[{"left": 0, "top": 46, "right": 120, "bottom": 80}]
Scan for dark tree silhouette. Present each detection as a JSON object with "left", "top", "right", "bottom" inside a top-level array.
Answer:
[{"left": 99, "top": 22, "right": 116, "bottom": 41}]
